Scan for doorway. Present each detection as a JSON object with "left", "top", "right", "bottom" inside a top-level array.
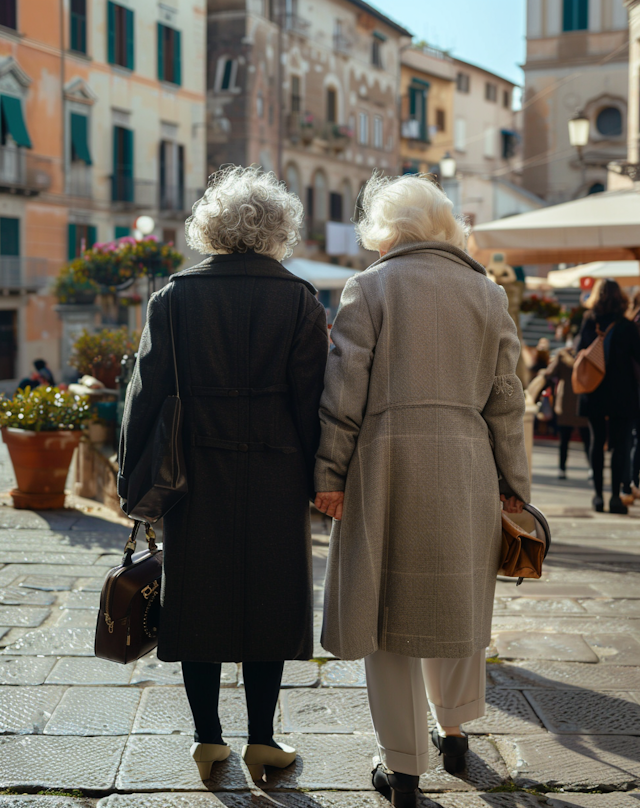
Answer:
[{"left": 0, "top": 309, "right": 17, "bottom": 379}]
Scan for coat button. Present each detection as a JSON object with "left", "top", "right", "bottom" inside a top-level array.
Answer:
[
  {"left": 238, "top": 443, "right": 249, "bottom": 452},
  {"left": 229, "top": 390, "right": 239, "bottom": 397}
]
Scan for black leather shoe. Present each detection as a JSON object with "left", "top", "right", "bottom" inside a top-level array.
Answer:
[
  {"left": 430, "top": 728, "right": 468, "bottom": 774},
  {"left": 592, "top": 495, "right": 604, "bottom": 513},
  {"left": 372, "top": 763, "right": 419, "bottom": 807},
  {"left": 609, "top": 497, "right": 628, "bottom": 515}
]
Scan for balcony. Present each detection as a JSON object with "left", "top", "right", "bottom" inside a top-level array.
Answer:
[
  {"left": 322, "top": 123, "right": 353, "bottom": 152},
  {"left": 160, "top": 185, "right": 205, "bottom": 214},
  {"left": 283, "top": 13, "right": 310, "bottom": 35},
  {"left": 333, "top": 33, "right": 353, "bottom": 55},
  {"left": 286, "top": 113, "right": 316, "bottom": 144},
  {"left": 0, "top": 146, "right": 52, "bottom": 195},
  {"left": 401, "top": 119, "right": 429, "bottom": 143},
  {"left": 67, "top": 163, "right": 92, "bottom": 198},
  {"left": 112, "top": 177, "right": 204, "bottom": 213},
  {"left": 0, "top": 257, "right": 56, "bottom": 292}
]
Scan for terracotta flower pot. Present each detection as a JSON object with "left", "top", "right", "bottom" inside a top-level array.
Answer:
[
  {"left": 2, "top": 427, "right": 82, "bottom": 510},
  {"left": 93, "top": 367, "right": 119, "bottom": 390}
]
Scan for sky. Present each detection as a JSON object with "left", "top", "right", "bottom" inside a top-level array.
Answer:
[{"left": 371, "top": 0, "right": 527, "bottom": 97}]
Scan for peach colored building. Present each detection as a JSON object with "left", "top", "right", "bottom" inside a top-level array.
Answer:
[{"left": 0, "top": 0, "right": 206, "bottom": 386}]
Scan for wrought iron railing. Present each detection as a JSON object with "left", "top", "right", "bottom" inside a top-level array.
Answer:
[
  {"left": 0, "top": 146, "right": 52, "bottom": 193},
  {"left": 0, "top": 257, "right": 56, "bottom": 290}
]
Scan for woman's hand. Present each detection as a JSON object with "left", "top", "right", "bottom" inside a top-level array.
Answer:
[
  {"left": 501, "top": 495, "right": 524, "bottom": 514},
  {"left": 315, "top": 491, "right": 344, "bottom": 520}
]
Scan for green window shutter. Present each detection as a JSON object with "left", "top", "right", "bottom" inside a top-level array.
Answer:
[
  {"left": 123, "top": 128, "right": 134, "bottom": 202},
  {"left": 70, "top": 113, "right": 92, "bottom": 165},
  {"left": 126, "top": 8, "right": 135, "bottom": 70},
  {"left": 115, "top": 226, "right": 130, "bottom": 239},
  {"left": 0, "top": 218, "right": 20, "bottom": 257},
  {"left": 221, "top": 59, "right": 233, "bottom": 90},
  {"left": 578, "top": 0, "right": 588, "bottom": 30},
  {"left": 67, "top": 224, "right": 77, "bottom": 261},
  {"left": 157, "top": 23, "right": 165, "bottom": 81},
  {"left": 87, "top": 225, "right": 97, "bottom": 249},
  {"left": 409, "top": 87, "right": 416, "bottom": 117},
  {"left": 173, "top": 29, "right": 181, "bottom": 86},
  {"left": 107, "top": 1, "right": 116, "bottom": 64},
  {"left": 0, "top": 96, "right": 32, "bottom": 149}
]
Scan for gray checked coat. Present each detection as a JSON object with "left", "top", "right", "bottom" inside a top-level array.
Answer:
[{"left": 314, "top": 241, "right": 531, "bottom": 661}]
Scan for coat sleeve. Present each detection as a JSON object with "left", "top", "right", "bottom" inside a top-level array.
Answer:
[
  {"left": 481, "top": 288, "right": 531, "bottom": 503},
  {"left": 286, "top": 294, "right": 329, "bottom": 500},
  {"left": 117, "top": 290, "right": 174, "bottom": 511},
  {"left": 314, "top": 276, "right": 378, "bottom": 493}
]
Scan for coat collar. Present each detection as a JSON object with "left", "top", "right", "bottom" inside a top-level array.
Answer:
[
  {"left": 171, "top": 251, "right": 317, "bottom": 294},
  {"left": 366, "top": 241, "right": 487, "bottom": 277}
]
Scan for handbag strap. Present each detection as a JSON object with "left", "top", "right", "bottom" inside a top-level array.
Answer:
[
  {"left": 122, "top": 521, "right": 158, "bottom": 566},
  {"left": 168, "top": 284, "right": 180, "bottom": 399}
]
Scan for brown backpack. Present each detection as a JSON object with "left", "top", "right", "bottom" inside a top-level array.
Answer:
[{"left": 571, "top": 323, "right": 614, "bottom": 395}]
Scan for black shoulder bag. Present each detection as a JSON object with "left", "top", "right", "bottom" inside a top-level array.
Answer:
[{"left": 123, "top": 284, "right": 188, "bottom": 523}]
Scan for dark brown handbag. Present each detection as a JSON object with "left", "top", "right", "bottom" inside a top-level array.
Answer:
[
  {"left": 95, "top": 521, "right": 162, "bottom": 664},
  {"left": 122, "top": 283, "right": 188, "bottom": 523},
  {"left": 499, "top": 503, "right": 551, "bottom": 586}
]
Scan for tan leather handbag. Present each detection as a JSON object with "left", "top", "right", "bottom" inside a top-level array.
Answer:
[
  {"left": 571, "top": 322, "right": 614, "bottom": 394},
  {"left": 499, "top": 503, "right": 551, "bottom": 586}
]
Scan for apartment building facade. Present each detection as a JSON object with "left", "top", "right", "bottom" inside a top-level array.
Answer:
[
  {"left": 0, "top": 0, "right": 206, "bottom": 382},
  {"left": 625, "top": 0, "right": 640, "bottom": 164},
  {"left": 207, "top": 0, "right": 410, "bottom": 277},
  {"left": 523, "top": 0, "right": 629, "bottom": 203}
]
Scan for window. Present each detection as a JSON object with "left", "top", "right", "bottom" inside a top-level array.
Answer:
[
  {"left": 159, "top": 140, "right": 185, "bottom": 211},
  {"left": 312, "top": 171, "right": 327, "bottom": 222},
  {"left": 588, "top": 182, "right": 605, "bottom": 195},
  {"left": 503, "top": 89, "right": 510, "bottom": 109},
  {"left": 217, "top": 57, "right": 238, "bottom": 92},
  {"left": 115, "top": 226, "right": 130, "bottom": 240},
  {"left": 70, "top": 113, "right": 92, "bottom": 164},
  {"left": 285, "top": 163, "right": 300, "bottom": 196},
  {"left": 0, "top": 218, "right": 19, "bottom": 257},
  {"left": 162, "top": 227, "right": 177, "bottom": 244},
  {"left": 70, "top": 0, "right": 87, "bottom": 53},
  {"left": 107, "top": 2, "right": 134, "bottom": 70},
  {"left": 257, "top": 91, "right": 264, "bottom": 118},
  {"left": 371, "top": 32, "right": 385, "bottom": 68},
  {"left": 0, "top": 0, "right": 16, "bottom": 30},
  {"left": 501, "top": 130, "right": 518, "bottom": 159},
  {"left": 67, "top": 223, "right": 97, "bottom": 260},
  {"left": 341, "top": 179, "right": 352, "bottom": 223},
  {"left": 435, "top": 109, "right": 446, "bottom": 132},
  {"left": 454, "top": 117, "right": 466, "bottom": 151},
  {"left": 373, "top": 115, "right": 383, "bottom": 149},
  {"left": 456, "top": 72, "right": 470, "bottom": 93},
  {"left": 358, "top": 112, "right": 369, "bottom": 145},
  {"left": 484, "top": 126, "right": 495, "bottom": 158},
  {"left": 157, "top": 24, "right": 181, "bottom": 85},
  {"left": 327, "top": 88, "right": 337, "bottom": 124},
  {"left": 291, "top": 75, "right": 301, "bottom": 113},
  {"left": 596, "top": 106, "right": 623, "bottom": 137},
  {"left": 485, "top": 82, "right": 497, "bottom": 103},
  {"left": 112, "top": 125, "right": 134, "bottom": 202},
  {"left": 329, "top": 192, "right": 343, "bottom": 222},
  {"left": 563, "top": 0, "right": 588, "bottom": 31},
  {"left": 0, "top": 95, "right": 32, "bottom": 148},
  {"left": 408, "top": 83, "right": 428, "bottom": 142}
]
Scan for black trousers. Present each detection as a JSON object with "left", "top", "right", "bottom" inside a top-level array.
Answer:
[
  {"left": 558, "top": 425, "right": 591, "bottom": 472},
  {"left": 182, "top": 660, "right": 284, "bottom": 745},
  {"left": 632, "top": 416, "right": 640, "bottom": 489},
  {"left": 588, "top": 416, "right": 634, "bottom": 499}
]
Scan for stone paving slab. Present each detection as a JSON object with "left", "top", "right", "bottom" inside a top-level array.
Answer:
[
  {"left": 585, "top": 633, "right": 640, "bottom": 665},
  {"left": 97, "top": 793, "right": 405, "bottom": 807},
  {"left": 0, "top": 605, "right": 50, "bottom": 626},
  {"left": 491, "top": 616, "right": 640, "bottom": 635},
  {"left": 463, "top": 689, "right": 544, "bottom": 735},
  {"left": 0, "top": 685, "right": 65, "bottom": 733},
  {"left": 427, "top": 795, "right": 544, "bottom": 808},
  {"left": 43, "top": 686, "right": 141, "bottom": 735},
  {"left": 495, "top": 632, "right": 599, "bottom": 663},
  {"left": 499, "top": 598, "right": 586, "bottom": 614},
  {"left": 55, "top": 609, "right": 97, "bottom": 628},
  {"left": 0, "top": 586, "right": 55, "bottom": 605},
  {"left": 419, "top": 736, "right": 509, "bottom": 792},
  {"left": 0, "top": 799, "right": 96, "bottom": 808},
  {"left": 524, "top": 688, "right": 640, "bottom": 734},
  {"left": 321, "top": 660, "right": 366, "bottom": 687},
  {"left": 1, "top": 627, "right": 95, "bottom": 656},
  {"left": 236, "top": 661, "right": 318, "bottom": 688},
  {"left": 546, "top": 794, "right": 640, "bottom": 807},
  {"left": 45, "top": 656, "right": 133, "bottom": 685},
  {"left": 0, "top": 552, "right": 101, "bottom": 565},
  {"left": 0, "top": 735, "right": 126, "bottom": 790},
  {"left": 0, "top": 511, "right": 79, "bottom": 530},
  {"left": 0, "top": 656, "right": 56, "bottom": 685},
  {"left": 73, "top": 578, "right": 104, "bottom": 592},
  {"left": 280, "top": 689, "right": 372, "bottom": 733},
  {"left": 487, "top": 660, "right": 640, "bottom": 690},
  {"left": 13, "top": 564, "right": 108, "bottom": 579},
  {"left": 20, "top": 577, "right": 76, "bottom": 592},
  {"left": 62, "top": 591, "right": 100, "bottom": 609},
  {"left": 129, "top": 655, "right": 237, "bottom": 686},
  {"left": 494, "top": 583, "right": 601, "bottom": 599},
  {"left": 579, "top": 599, "right": 640, "bottom": 616},
  {"left": 496, "top": 734, "right": 640, "bottom": 789}
]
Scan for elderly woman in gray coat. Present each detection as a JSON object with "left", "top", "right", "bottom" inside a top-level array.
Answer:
[{"left": 314, "top": 173, "right": 530, "bottom": 806}]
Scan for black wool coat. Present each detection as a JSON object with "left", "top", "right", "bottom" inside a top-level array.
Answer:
[
  {"left": 118, "top": 252, "right": 328, "bottom": 662},
  {"left": 576, "top": 311, "right": 640, "bottom": 420}
]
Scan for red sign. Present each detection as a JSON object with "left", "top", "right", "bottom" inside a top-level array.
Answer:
[{"left": 580, "top": 276, "right": 595, "bottom": 291}]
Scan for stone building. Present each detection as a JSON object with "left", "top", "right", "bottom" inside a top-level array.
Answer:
[
  {"left": 625, "top": 0, "right": 640, "bottom": 164},
  {"left": 523, "top": 0, "right": 629, "bottom": 203},
  {"left": 0, "top": 0, "right": 207, "bottom": 384},
  {"left": 206, "top": 0, "right": 411, "bottom": 276}
]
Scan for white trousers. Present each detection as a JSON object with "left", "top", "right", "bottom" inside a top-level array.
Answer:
[{"left": 364, "top": 648, "right": 486, "bottom": 776}]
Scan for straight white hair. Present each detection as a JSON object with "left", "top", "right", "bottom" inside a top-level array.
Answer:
[{"left": 355, "top": 172, "right": 469, "bottom": 253}]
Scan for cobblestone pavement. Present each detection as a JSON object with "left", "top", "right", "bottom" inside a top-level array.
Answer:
[{"left": 0, "top": 441, "right": 639, "bottom": 807}]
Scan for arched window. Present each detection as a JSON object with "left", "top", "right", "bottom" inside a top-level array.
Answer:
[
  {"left": 596, "top": 107, "right": 622, "bottom": 137},
  {"left": 588, "top": 182, "right": 605, "bottom": 195},
  {"left": 327, "top": 87, "right": 337, "bottom": 124},
  {"left": 285, "top": 163, "right": 300, "bottom": 197},
  {"left": 313, "top": 170, "right": 327, "bottom": 222}
]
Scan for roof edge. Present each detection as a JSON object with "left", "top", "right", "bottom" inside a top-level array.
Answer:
[{"left": 343, "top": 0, "right": 412, "bottom": 36}]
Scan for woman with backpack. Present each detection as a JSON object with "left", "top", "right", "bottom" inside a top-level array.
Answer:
[{"left": 575, "top": 279, "right": 640, "bottom": 514}]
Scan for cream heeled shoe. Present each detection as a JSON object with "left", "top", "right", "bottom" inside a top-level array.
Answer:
[
  {"left": 190, "top": 742, "right": 230, "bottom": 782},
  {"left": 241, "top": 742, "right": 297, "bottom": 781}
]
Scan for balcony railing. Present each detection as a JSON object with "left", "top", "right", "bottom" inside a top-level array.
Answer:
[
  {"left": 111, "top": 177, "right": 204, "bottom": 213},
  {"left": 67, "top": 163, "right": 92, "bottom": 198},
  {"left": 401, "top": 119, "right": 428, "bottom": 141},
  {"left": 283, "top": 13, "right": 310, "bottom": 35},
  {"left": 0, "top": 257, "right": 57, "bottom": 291},
  {"left": 0, "top": 146, "right": 52, "bottom": 195},
  {"left": 333, "top": 33, "right": 353, "bottom": 54}
]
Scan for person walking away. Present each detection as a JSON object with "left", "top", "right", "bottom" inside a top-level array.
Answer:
[
  {"left": 314, "top": 173, "right": 530, "bottom": 807},
  {"left": 119, "top": 166, "right": 328, "bottom": 783},
  {"left": 575, "top": 279, "right": 640, "bottom": 514},
  {"left": 543, "top": 342, "right": 591, "bottom": 479},
  {"left": 628, "top": 291, "right": 640, "bottom": 501}
]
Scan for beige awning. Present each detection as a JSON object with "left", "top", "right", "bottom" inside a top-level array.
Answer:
[
  {"left": 547, "top": 260, "right": 640, "bottom": 289},
  {"left": 283, "top": 258, "right": 358, "bottom": 290}
]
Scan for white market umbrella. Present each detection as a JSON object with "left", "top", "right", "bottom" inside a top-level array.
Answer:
[{"left": 547, "top": 260, "right": 640, "bottom": 288}]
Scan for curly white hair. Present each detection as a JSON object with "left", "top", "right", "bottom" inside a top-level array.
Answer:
[
  {"left": 185, "top": 165, "right": 304, "bottom": 261},
  {"left": 355, "top": 172, "right": 469, "bottom": 253}
]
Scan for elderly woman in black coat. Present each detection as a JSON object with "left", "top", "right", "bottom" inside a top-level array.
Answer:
[{"left": 119, "top": 166, "right": 328, "bottom": 783}]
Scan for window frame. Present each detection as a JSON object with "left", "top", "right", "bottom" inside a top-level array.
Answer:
[
  {"left": 108, "top": 2, "right": 135, "bottom": 70},
  {"left": 456, "top": 72, "right": 470, "bottom": 93},
  {"left": 0, "top": 0, "right": 17, "bottom": 31},
  {"left": 485, "top": 82, "right": 497, "bottom": 103},
  {"left": 70, "top": 0, "right": 87, "bottom": 54},
  {"left": 157, "top": 22, "right": 182, "bottom": 86},
  {"left": 435, "top": 109, "right": 446, "bottom": 132},
  {"left": 291, "top": 75, "right": 301, "bottom": 113},
  {"left": 358, "top": 111, "right": 369, "bottom": 145},
  {"left": 217, "top": 57, "right": 238, "bottom": 93},
  {"left": 563, "top": 0, "right": 589, "bottom": 32},
  {"left": 327, "top": 87, "right": 337, "bottom": 124},
  {"left": 373, "top": 115, "right": 383, "bottom": 149}
]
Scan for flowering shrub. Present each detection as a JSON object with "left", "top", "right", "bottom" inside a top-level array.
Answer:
[
  {"left": 52, "top": 267, "right": 99, "bottom": 304},
  {"left": 520, "top": 295, "right": 563, "bottom": 319},
  {"left": 0, "top": 386, "right": 91, "bottom": 432},
  {"left": 69, "top": 328, "right": 140, "bottom": 378},
  {"left": 521, "top": 296, "right": 586, "bottom": 338}
]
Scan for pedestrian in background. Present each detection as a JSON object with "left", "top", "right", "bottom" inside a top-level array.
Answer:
[
  {"left": 119, "top": 166, "right": 328, "bottom": 784},
  {"left": 530, "top": 337, "right": 551, "bottom": 375},
  {"left": 314, "top": 173, "right": 530, "bottom": 807},
  {"left": 575, "top": 279, "right": 640, "bottom": 514},
  {"left": 543, "top": 341, "right": 591, "bottom": 480},
  {"left": 628, "top": 290, "right": 640, "bottom": 500}
]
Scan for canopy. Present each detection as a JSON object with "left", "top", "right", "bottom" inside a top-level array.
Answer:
[
  {"left": 283, "top": 258, "right": 357, "bottom": 290},
  {"left": 470, "top": 189, "right": 640, "bottom": 266},
  {"left": 547, "top": 260, "right": 640, "bottom": 289}
]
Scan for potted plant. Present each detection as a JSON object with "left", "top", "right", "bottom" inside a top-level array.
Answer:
[
  {"left": 52, "top": 267, "right": 99, "bottom": 305},
  {"left": 69, "top": 327, "right": 140, "bottom": 390},
  {"left": 0, "top": 386, "right": 91, "bottom": 510}
]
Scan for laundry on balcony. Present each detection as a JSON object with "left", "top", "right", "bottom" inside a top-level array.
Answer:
[{"left": 0, "top": 95, "right": 32, "bottom": 149}]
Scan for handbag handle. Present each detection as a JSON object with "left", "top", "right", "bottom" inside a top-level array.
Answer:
[
  {"left": 168, "top": 284, "right": 180, "bottom": 399},
  {"left": 122, "top": 521, "right": 158, "bottom": 566}
]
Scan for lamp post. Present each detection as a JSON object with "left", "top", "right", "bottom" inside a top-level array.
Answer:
[
  {"left": 439, "top": 152, "right": 459, "bottom": 213},
  {"left": 568, "top": 111, "right": 590, "bottom": 160}
]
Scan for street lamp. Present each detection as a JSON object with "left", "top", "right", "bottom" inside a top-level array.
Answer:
[
  {"left": 568, "top": 111, "right": 590, "bottom": 159},
  {"left": 440, "top": 152, "right": 457, "bottom": 180},
  {"left": 135, "top": 215, "right": 155, "bottom": 238}
]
